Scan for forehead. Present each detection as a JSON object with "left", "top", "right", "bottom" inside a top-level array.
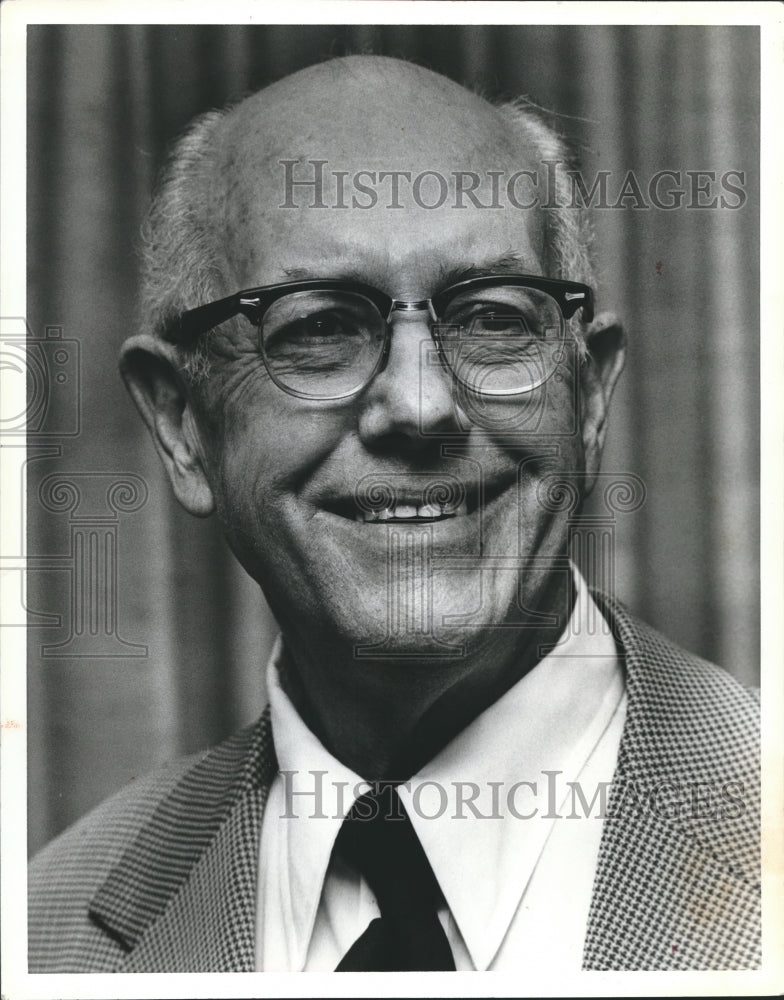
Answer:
[{"left": 209, "top": 60, "right": 546, "bottom": 294}]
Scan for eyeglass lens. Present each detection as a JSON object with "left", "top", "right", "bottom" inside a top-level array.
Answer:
[{"left": 259, "top": 286, "right": 565, "bottom": 399}]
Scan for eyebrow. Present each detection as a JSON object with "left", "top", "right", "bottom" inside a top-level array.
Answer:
[
  {"left": 433, "top": 252, "right": 537, "bottom": 290},
  {"left": 281, "top": 252, "right": 537, "bottom": 292},
  {"left": 282, "top": 266, "right": 323, "bottom": 280}
]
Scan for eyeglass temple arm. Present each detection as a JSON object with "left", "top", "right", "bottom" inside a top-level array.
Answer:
[
  {"left": 559, "top": 286, "right": 594, "bottom": 324},
  {"left": 169, "top": 293, "right": 262, "bottom": 345}
]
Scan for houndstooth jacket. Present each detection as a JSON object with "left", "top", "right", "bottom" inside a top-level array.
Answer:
[{"left": 28, "top": 593, "right": 761, "bottom": 972}]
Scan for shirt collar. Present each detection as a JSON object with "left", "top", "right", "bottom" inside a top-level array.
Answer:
[
  {"left": 266, "top": 567, "right": 623, "bottom": 971},
  {"left": 266, "top": 643, "right": 365, "bottom": 965}
]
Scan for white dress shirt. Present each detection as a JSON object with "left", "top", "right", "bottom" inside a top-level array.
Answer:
[{"left": 256, "top": 570, "right": 627, "bottom": 971}]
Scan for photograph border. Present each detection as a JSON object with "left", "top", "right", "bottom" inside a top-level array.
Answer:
[{"left": 2, "top": 2, "right": 782, "bottom": 997}]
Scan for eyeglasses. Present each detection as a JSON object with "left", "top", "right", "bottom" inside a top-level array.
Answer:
[{"left": 172, "top": 275, "right": 594, "bottom": 401}]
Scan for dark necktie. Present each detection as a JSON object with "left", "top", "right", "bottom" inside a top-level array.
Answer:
[{"left": 334, "top": 783, "right": 456, "bottom": 971}]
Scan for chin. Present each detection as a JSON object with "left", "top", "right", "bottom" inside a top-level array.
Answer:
[{"left": 320, "top": 570, "right": 521, "bottom": 666}]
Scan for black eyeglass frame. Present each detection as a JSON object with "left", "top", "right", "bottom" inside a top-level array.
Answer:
[{"left": 170, "top": 274, "right": 595, "bottom": 400}]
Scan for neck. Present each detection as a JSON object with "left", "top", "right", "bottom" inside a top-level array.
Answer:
[{"left": 278, "top": 571, "right": 575, "bottom": 780}]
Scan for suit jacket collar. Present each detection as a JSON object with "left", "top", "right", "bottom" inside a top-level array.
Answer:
[{"left": 88, "top": 595, "right": 759, "bottom": 971}]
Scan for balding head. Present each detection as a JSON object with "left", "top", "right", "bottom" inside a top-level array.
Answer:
[
  {"left": 139, "top": 55, "right": 593, "bottom": 363},
  {"left": 215, "top": 54, "right": 521, "bottom": 169}
]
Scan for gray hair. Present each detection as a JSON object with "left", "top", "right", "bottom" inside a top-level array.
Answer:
[
  {"left": 138, "top": 108, "right": 229, "bottom": 382},
  {"left": 496, "top": 98, "right": 596, "bottom": 295},
  {"left": 138, "top": 86, "right": 595, "bottom": 382},
  {"left": 495, "top": 97, "right": 595, "bottom": 360}
]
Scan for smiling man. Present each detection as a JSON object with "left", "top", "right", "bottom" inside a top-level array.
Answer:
[{"left": 28, "top": 55, "right": 760, "bottom": 973}]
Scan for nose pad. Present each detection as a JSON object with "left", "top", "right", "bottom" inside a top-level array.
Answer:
[{"left": 372, "top": 298, "right": 441, "bottom": 378}]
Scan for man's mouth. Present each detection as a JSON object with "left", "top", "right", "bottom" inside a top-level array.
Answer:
[
  {"left": 319, "top": 475, "right": 508, "bottom": 525},
  {"left": 352, "top": 499, "right": 469, "bottom": 523}
]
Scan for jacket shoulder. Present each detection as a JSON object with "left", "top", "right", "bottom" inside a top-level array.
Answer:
[
  {"left": 28, "top": 751, "right": 205, "bottom": 971},
  {"left": 595, "top": 589, "right": 759, "bottom": 745},
  {"left": 585, "top": 591, "right": 760, "bottom": 970},
  {"left": 28, "top": 712, "right": 275, "bottom": 973},
  {"left": 595, "top": 590, "right": 759, "bottom": 861}
]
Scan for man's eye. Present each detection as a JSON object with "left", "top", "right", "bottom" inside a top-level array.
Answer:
[
  {"left": 266, "top": 311, "right": 362, "bottom": 349},
  {"left": 291, "top": 313, "right": 352, "bottom": 340},
  {"left": 476, "top": 312, "right": 529, "bottom": 334},
  {"left": 448, "top": 306, "right": 542, "bottom": 338}
]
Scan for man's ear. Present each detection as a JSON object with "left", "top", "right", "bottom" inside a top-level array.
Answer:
[
  {"left": 579, "top": 312, "right": 626, "bottom": 488},
  {"left": 119, "top": 335, "right": 216, "bottom": 517}
]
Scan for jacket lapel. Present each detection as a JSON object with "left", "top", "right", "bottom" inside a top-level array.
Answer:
[
  {"left": 583, "top": 592, "right": 760, "bottom": 970},
  {"left": 89, "top": 708, "right": 277, "bottom": 972},
  {"left": 88, "top": 597, "right": 759, "bottom": 971}
]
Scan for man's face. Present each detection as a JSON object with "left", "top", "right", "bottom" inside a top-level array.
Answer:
[{"left": 188, "top": 63, "right": 597, "bottom": 661}]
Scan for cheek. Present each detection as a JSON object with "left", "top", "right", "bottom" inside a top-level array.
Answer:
[
  {"left": 496, "top": 379, "right": 586, "bottom": 541},
  {"left": 208, "top": 398, "right": 352, "bottom": 529},
  {"left": 491, "top": 380, "right": 584, "bottom": 474},
  {"left": 539, "top": 364, "right": 584, "bottom": 435}
]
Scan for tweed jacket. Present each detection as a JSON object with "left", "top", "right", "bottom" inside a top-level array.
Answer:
[{"left": 28, "top": 593, "right": 760, "bottom": 972}]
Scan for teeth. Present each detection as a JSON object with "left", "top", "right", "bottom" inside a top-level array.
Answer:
[{"left": 355, "top": 500, "right": 469, "bottom": 522}]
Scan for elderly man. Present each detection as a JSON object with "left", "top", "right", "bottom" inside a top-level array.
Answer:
[{"left": 28, "top": 55, "right": 759, "bottom": 973}]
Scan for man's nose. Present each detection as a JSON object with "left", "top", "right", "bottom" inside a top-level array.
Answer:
[{"left": 357, "top": 312, "right": 460, "bottom": 447}]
